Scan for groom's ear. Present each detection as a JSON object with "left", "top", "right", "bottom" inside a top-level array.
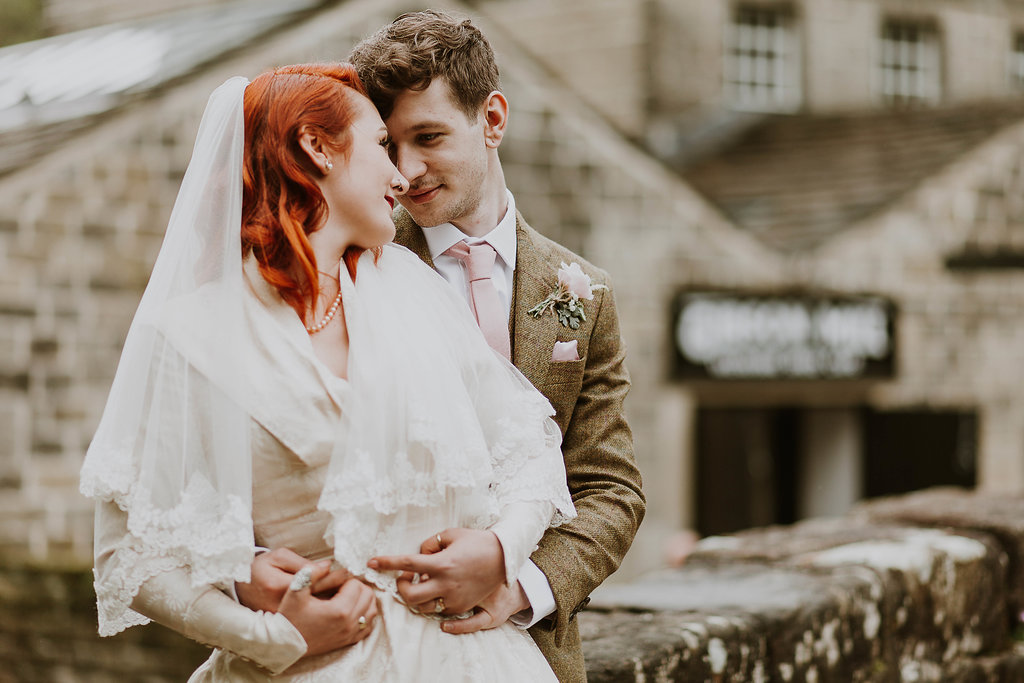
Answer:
[{"left": 481, "top": 91, "right": 508, "bottom": 149}]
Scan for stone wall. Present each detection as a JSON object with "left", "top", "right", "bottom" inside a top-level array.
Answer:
[
  {"left": 476, "top": 0, "right": 651, "bottom": 138},
  {"left": 582, "top": 487, "right": 1024, "bottom": 682},
  {"left": 0, "top": 566, "right": 208, "bottom": 682}
]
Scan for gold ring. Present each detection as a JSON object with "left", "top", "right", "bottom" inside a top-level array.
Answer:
[
  {"left": 358, "top": 615, "right": 367, "bottom": 630},
  {"left": 436, "top": 534, "right": 443, "bottom": 546},
  {"left": 434, "top": 597, "right": 445, "bottom": 613}
]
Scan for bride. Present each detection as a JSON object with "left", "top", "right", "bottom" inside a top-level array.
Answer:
[{"left": 80, "top": 63, "right": 575, "bottom": 681}]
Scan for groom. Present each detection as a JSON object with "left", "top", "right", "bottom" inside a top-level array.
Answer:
[{"left": 348, "top": 11, "right": 645, "bottom": 681}]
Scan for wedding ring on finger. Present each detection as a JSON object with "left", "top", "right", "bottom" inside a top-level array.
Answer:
[
  {"left": 357, "top": 615, "right": 368, "bottom": 631},
  {"left": 436, "top": 534, "right": 443, "bottom": 546},
  {"left": 289, "top": 566, "right": 314, "bottom": 592},
  {"left": 434, "top": 597, "right": 445, "bottom": 613}
]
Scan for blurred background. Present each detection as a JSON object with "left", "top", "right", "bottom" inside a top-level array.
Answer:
[{"left": 2, "top": 0, "right": 1024, "bottom": 678}]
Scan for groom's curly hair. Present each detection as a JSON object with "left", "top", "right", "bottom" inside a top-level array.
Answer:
[{"left": 349, "top": 10, "right": 500, "bottom": 120}]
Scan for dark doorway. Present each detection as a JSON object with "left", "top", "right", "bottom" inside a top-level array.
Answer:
[
  {"left": 862, "top": 408, "right": 977, "bottom": 498},
  {"left": 696, "top": 407, "right": 799, "bottom": 537},
  {"left": 695, "top": 405, "right": 978, "bottom": 537}
]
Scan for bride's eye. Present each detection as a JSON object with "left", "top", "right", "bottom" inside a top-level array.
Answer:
[{"left": 379, "top": 135, "right": 392, "bottom": 149}]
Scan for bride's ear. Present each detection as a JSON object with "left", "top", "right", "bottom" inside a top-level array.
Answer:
[{"left": 298, "top": 127, "right": 333, "bottom": 175}]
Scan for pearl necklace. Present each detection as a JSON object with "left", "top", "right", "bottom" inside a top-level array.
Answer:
[{"left": 306, "top": 286, "right": 343, "bottom": 334}]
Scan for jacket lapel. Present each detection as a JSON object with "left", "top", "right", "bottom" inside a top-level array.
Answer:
[
  {"left": 511, "top": 213, "right": 560, "bottom": 391},
  {"left": 393, "top": 207, "right": 434, "bottom": 268}
]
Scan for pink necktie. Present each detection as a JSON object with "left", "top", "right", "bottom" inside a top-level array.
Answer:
[{"left": 443, "top": 240, "right": 511, "bottom": 360}]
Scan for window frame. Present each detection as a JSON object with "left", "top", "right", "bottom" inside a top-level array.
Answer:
[
  {"left": 1009, "top": 31, "right": 1024, "bottom": 91},
  {"left": 723, "top": 3, "right": 802, "bottom": 113},
  {"left": 876, "top": 18, "right": 943, "bottom": 106}
]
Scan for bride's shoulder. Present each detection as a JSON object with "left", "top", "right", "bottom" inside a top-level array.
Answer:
[
  {"left": 380, "top": 242, "right": 427, "bottom": 266},
  {"left": 377, "top": 243, "right": 443, "bottom": 279},
  {"left": 370, "top": 244, "right": 467, "bottom": 311}
]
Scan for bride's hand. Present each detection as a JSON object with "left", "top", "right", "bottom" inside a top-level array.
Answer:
[
  {"left": 237, "top": 547, "right": 353, "bottom": 613},
  {"left": 277, "top": 562, "right": 379, "bottom": 656}
]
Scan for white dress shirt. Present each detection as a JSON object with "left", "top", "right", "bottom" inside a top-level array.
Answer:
[
  {"left": 421, "top": 190, "right": 556, "bottom": 629},
  {"left": 422, "top": 189, "right": 517, "bottom": 315}
]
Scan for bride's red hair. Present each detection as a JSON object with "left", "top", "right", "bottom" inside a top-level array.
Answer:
[{"left": 241, "top": 63, "right": 372, "bottom": 320}]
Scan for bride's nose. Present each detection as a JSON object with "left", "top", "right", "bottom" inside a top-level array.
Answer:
[{"left": 391, "top": 171, "right": 410, "bottom": 196}]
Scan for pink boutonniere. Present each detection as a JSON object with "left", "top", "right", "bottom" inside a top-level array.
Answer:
[{"left": 528, "top": 262, "right": 607, "bottom": 329}]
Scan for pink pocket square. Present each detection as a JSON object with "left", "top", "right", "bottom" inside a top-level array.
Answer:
[{"left": 551, "top": 340, "right": 580, "bottom": 362}]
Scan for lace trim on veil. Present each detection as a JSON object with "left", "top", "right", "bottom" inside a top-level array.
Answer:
[{"left": 82, "top": 436, "right": 254, "bottom": 636}]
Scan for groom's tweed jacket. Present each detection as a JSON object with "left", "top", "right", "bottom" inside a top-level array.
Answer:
[{"left": 394, "top": 207, "right": 646, "bottom": 683}]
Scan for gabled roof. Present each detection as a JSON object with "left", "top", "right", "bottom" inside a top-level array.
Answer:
[
  {"left": 0, "top": 0, "right": 322, "bottom": 178},
  {"left": 678, "top": 103, "right": 1024, "bottom": 252}
]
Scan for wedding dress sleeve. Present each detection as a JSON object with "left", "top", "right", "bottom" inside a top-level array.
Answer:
[{"left": 94, "top": 499, "right": 307, "bottom": 674}]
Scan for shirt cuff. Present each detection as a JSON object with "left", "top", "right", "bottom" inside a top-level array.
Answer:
[{"left": 508, "top": 559, "right": 555, "bottom": 629}]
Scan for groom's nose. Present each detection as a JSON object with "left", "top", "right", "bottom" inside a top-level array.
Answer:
[{"left": 393, "top": 145, "right": 427, "bottom": 183}]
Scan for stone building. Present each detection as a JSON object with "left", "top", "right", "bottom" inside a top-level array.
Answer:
[
  {"left": 473, "top": 0, "right": 1024, "bottom": 572},
  {"left": 3, "top": 0, "right": 1024, "bottom": 589}
]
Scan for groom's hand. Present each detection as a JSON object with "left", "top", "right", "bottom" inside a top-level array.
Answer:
[
  {"left": 440, "top": 581, "right": 530, "bottom": 634},
  {"left": 237, "top": 547, "right": 353, "bottom": 613},
  {"left": 367, "top": 528, "right": 504, "bottom": 615}
]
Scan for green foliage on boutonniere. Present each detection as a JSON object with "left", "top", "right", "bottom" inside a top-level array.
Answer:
[{"left": 528, "top": 262, "right": 607, "bottom": 329}]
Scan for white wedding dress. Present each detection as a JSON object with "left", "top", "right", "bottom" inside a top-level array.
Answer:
[{"left": 89, "top": 246, "right": 574, "bottom": 682}]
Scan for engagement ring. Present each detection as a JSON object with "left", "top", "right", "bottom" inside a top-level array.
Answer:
[
  {"left": 289, "top": 566, "right": 314, "bottom": 592},
  {"left": 434, "top": 597, "right": 445, "bottom": 613},
  {"left": 358, "top": 615, "right": 368, "bottom": 630}
]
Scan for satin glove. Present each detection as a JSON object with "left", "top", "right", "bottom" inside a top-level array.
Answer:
[{"left": 132, "top": 569, "right": 307, "bottom": 674}]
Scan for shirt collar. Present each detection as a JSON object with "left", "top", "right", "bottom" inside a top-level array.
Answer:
[{"left": 422, "top": 189, "right": 517, "bottom": 268}]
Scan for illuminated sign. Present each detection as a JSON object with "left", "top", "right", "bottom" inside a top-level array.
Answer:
[{"left": 673, "top": 293, "right": 895, "bottom": 380}]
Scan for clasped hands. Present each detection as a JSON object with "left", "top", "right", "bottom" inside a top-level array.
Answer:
[{"left": 236, "top": 528, "right": 529, "bottom": 654}]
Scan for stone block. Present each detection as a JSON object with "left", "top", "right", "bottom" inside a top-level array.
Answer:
[
  {"left": 804, "top": 529, "right": 1007, "bottom": 676},
  {"left": 939, "top": 648, "right": 1024, "bottom": 682},
  {"left": 855, "top": 487, "right": 1024, "bottom": 618},
  {"left": 599, "top": 512, "right": 1011, "bottom": 681},
  {"left": 587, "top": 562, "right": 880, "bottom": 681},
  {"left": 580, "top": 608, "right": 769, "bottom": 682}
]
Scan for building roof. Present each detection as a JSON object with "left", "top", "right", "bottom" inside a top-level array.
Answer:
[
  {"left": 678, "top": 103, "right": 1024, "bottom": 252},
  {"left": 0, "top": 0, "right": 321, "bottom": 178}
]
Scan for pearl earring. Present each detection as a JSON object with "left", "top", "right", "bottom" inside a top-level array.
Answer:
[{"left": 325, "top": 160, "right": 333, "bottom": 171}]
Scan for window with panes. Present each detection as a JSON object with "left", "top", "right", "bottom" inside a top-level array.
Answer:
[
  {"left": 724, "top": 5, "right": 801, "bottom": 112},
  {"left": 879, "top": 20, "right": 941, "bottom": 105}
]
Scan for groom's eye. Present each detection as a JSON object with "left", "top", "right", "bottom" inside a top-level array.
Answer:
[{"left": 418, "top": 133, "right": 440, "bottom": 144}]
